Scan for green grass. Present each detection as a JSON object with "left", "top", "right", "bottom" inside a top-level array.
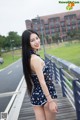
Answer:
[
  {"left": 39, "top": 42, "right": 80, "bottom": 66},
  {"left": 0, "top": 41, "right": 80, "bottom": 70},
  {"left": 0, "top": 49, "right": 21, "bottom": 69}
]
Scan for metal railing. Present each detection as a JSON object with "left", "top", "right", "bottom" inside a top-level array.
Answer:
[
  {"left": 45, "top": 54, "right": 80, "bottom": 120},
  {"left": 0, "top": 76, "right": 26, "bottom": 120}
]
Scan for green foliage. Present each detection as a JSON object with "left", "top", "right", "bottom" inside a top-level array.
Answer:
[
  {"left": 0, "top": 35, "right": 6, "bottom": 56},
  {"left": 52, "top": 33, "right": 60, "bottom": 43},
  {"left": 67, "top": 29, "right": 80, "bottom": 40},
  {"left": 67, "top": 30, "right": 76, "bottom": 38},
  {"left": 8, "top": 31, "right": 21, "bottom": 47},
  {"left": 0, "top": 31, "right": 21, "bottom": 54}
]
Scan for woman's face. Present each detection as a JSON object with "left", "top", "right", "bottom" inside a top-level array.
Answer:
[{"left": 30, "top": 33, "right": 40, "bottom": 51}]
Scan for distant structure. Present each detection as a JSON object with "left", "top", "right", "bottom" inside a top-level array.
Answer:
[{"left": 25, "top": 10, "right": 80, "bottom": 41}]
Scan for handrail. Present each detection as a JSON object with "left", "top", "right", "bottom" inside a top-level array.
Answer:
[
  {"left": 0, "top": 76, "right": 26, "bottom": 120},
  {"left": 5, "top": 76, "right": 24, "bottom": 113},
  {"left": 46, "top": 54, "right": 80, "bottom": 79},
  {"left": 45, "top": 54, "right": 80, "bottom": 120},
  {"left": 0, "top": 91, "right": 21, "bottom": 98}
]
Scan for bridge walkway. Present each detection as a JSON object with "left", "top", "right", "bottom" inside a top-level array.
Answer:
[{"left": 18, "top": 83, "right": 77, "bottom": 120}]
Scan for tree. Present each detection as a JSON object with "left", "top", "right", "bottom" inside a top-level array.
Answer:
[
  {"left": 8, "top": 31, "right": 21, "bottom": 48},
  {"left": 67, "top": 30, "right": 76, "bottom": 40},
  {"left": 75, "top": 29, "right": 80, "bottom": 40},
  {"left": 52, "top": 33, "right": 60, "bottom": 44},
  {"left": 0, "top": 31, "right": 21, "bottom": 54},
  {"left": 0, "top": 35, "right": 6, "bottom": 56},
  {"left": 52, "top": 35, "right": 55, "bottom": 43}
]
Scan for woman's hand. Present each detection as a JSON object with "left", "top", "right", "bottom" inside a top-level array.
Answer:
[{"left": 48, "top": 100, "right": 58, "bottom": 113}]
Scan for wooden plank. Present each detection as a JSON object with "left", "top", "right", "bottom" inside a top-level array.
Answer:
[
  {"left": 18, "top": 83, "right": 77, "bottom": 120},
  {"left": 55, "top": 84, "right": 77, "bottom": 120}
]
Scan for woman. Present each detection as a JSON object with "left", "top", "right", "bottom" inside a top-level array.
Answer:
[{"left": 22, "top": 29, "right": 58, "bottom": 120}]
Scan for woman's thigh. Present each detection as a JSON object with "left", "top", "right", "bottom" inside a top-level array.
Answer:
[
  {"left": 33, "top": 105, "right": 46, "bottom": 120},
  {"left": 43, "top": 101, "right": 57, "bottom": 120}
]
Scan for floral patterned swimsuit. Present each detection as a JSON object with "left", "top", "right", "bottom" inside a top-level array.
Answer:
[{"left": 30, "top": 54, "right": 57, "bottom": 106}]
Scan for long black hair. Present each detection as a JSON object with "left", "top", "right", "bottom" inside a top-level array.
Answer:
[{"left": 22, "top": 29, "right": 39, "bottom": 95}]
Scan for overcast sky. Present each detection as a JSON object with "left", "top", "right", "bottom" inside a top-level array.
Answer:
[{"left": 0, "top": 0, "right": 80, "bottom": 36}]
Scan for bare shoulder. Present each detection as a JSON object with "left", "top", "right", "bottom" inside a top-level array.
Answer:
[
  {"left": 30, "top": 54, "right": 45, "bottom": 74},
  {"left": 30, "top": 54, "right": 41, "bottom": 67}
]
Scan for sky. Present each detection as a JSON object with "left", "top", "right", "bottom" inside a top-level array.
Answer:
[{"left": 0, "top": 0, "right": 80, "bottom": 36}]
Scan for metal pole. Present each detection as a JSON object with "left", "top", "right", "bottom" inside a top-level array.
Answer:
[
  {"left": 10, "top": 40, "right": 14, "bottom": 61},
  {"left": 37, "top": 15, "right": 46, "bottom": 55}
]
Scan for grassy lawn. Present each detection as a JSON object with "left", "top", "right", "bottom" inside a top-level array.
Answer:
[
  {"left": 0, "top": 41, "right": 80, "bottom": 70},
  {"left": 39, "top": 41, "right": 80, "bottom": 66},
  {"left": 0, "top": 49, "right": 21, "bottom": 69}
]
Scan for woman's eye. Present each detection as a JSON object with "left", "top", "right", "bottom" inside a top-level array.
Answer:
[
  {"left": 36, "top": 37, "right": 38, "bottom": 40},
  {"left": 30, "top": 39, "right": 34, "bottom": 42}
]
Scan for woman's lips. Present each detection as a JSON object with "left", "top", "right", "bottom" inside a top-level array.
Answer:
[{"left": 35, "top": 45, "right": 39, "bottom": 47}]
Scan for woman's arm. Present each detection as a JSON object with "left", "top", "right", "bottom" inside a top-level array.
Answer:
[{"left": 31, "top": 55, "right": 53, "bottom": 102}]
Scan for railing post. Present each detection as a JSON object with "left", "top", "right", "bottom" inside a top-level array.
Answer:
[
  {"left": 51, "top": 60, "right": 55, "bottom": 81},
  {"left": 72, "top": 79, "right": 80, "bottom": 120},
  {"left": 53, "top": 63, "right": 58, "bottom": 83},
  {"left": 49, "top": 58, "right": 53, "bottom": 81},
  {"left": 59, "top": 68, "right": 66, "bottom": 97}
]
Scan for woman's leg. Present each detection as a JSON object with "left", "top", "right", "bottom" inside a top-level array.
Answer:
[
  {"left": 33, "top": 105, "right": 46, "bottom": 120},
  {"left": 43, "top": 101, "right": 57, "bottom": 120}
]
